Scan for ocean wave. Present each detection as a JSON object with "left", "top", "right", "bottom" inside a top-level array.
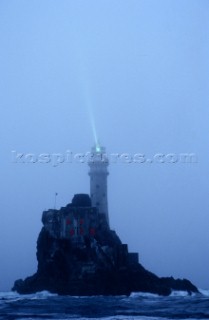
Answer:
[
  {"left": 0, "top": 291, "right": 208, "bottom": 320},
  {"left": 0, "top": 291, "right": 20, "bottom": 300},
  {"left": 198, "top": 288, "right": 209, "bottom": 296},
  {"left": 29, "top": 290, "right": 58, "bottom": 299},
  {"left": 130, "top": 292, "right": 160, "bottom": 298},
  {"left": 169, "top": 290, "right": 192, "bottom": 297},
  {"left": 11, "top": 317, "right": 165, "bottom": 320},
  {"left": 0, "top": 290, "right": 58, "bottom": 301},
  {"left": 129, "top": 290, "right": 201, "bottom": 299}
]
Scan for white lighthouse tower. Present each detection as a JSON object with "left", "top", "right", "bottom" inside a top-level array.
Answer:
[{"left": 88, "top": 143, "right": 109, "bottom": 226}]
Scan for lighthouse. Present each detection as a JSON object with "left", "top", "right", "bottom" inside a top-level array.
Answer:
[{"left": 88, "top": 143, "right": 109, "bottom": 226}]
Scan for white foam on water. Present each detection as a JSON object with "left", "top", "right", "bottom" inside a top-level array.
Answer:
[
  {"left": 0, "top": 290, "right": 58, "bottom": 302},
  {"left": 0, "top": 291, "right": 20, "bottom": 299},
  {"left": 30, "top": 290, "right": 58, "bottom": 299},
  {"left": 130, "top": 290, "right": 200, "bottom": 299},
  {"left": 130, "top": 291, "right": 160, "bottom": 298},
  {"left": 170, "top": 288, "right": 209, "bottom": 297},
  {"left": 169, "top": 290, "right": 191, "bottom": 297},
  {"left": 198, "top": 288, "right": 209, "bottom": 296}
]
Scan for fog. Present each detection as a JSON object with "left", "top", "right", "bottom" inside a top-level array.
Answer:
[{"left": 0, "top": 0, "right": 209, "bottom": 291}]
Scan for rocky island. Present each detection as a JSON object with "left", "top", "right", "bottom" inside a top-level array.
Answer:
[{"left": 13, "top": 145, "right": 198, "bottom": 296}]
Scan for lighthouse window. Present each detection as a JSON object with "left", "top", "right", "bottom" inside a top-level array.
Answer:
[{"left": 96, "top": 184, "right": 99, "bottom": 189}]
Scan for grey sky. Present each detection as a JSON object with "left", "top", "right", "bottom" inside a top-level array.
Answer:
[{"left": 0, "top": 0, "right": 209, "bottom": 291}]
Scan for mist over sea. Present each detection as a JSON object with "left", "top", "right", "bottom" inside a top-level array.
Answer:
[{"left": 0, "top": 289, "right": 209, "bottom": 320}]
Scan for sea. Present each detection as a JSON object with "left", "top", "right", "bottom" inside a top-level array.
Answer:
[{"left": 0, "top": 289, "right": 209, "bottom": 320}]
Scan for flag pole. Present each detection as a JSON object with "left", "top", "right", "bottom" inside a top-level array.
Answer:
[{"left": 54, "top": 192, "right": 58, "bottom": 209}]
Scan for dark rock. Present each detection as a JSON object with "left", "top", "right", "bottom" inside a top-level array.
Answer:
[
  {"left": 12, "top": 195, "right": 199, "bottom": 296},
  {"left": 72, "top": 194, "right": 92, "bottom": 207}
]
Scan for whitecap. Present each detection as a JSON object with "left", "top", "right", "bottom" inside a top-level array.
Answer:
[
  {"left": 0, "top": 290, "right": 58, "bottom": 302},
  {"left": 130, "top": 291, "right": 160, "bottom": 298},
  {"left": 0, "top": 291, "right": 20, "bottom": 300},
  {"left": 31, "top": 290, "right": 58, "bottom": 299},
  {"left": 169, "top": 290, "right": 190, "bottom": 297},
  {"left": 198, "top": 288, "right": 209, "bottom": 296}
]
